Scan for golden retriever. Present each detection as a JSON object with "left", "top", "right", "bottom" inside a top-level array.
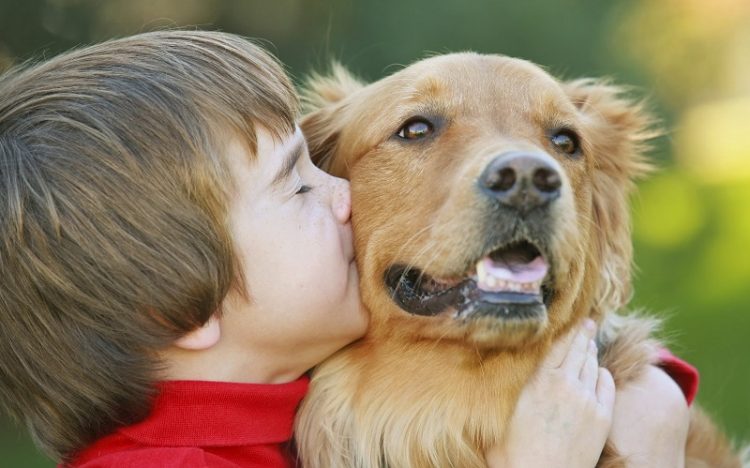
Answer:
[{"left": 294, "top": 53, "right": 745, "bottom": 468}]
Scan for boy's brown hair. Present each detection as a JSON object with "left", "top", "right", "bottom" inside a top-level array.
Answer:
[{"left": 0, "top": 30, "right": 297, "bottom": 460}]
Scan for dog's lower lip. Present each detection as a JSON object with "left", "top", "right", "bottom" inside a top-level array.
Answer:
[{"left": 468, "top": 290, "right": 542, "bottom": 305}]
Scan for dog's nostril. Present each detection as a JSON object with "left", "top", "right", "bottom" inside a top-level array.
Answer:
[
  {"left": 533, "top": 168, "right": 561, "bottom": 193},
  {"left": 480, "top": 152, "right": 562, "bottom": 211},
  {"left": 486, "top": 167, "right": 517, "bottom": 192}
]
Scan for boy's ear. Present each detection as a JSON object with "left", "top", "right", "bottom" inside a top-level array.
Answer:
[
  {"left": 300, "top": 62, "right": 364, "bottom": 173},
  {"left": 174, "top": 315, "right": 221, "bottom": 351},
  {"left": 562, "top": 79, "right": 657, "bottom": 318}
]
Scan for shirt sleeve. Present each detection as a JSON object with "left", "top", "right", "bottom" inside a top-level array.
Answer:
[{"left": 657, "top": 348, "right": 699, "bottom": 406}]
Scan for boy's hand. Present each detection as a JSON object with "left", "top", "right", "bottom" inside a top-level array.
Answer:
[
  {"left": 609, "top": 365, "right": 690, "bottom": 467},
  {"left": 485, "top": 320, "right": 615, "bottom": 468}
]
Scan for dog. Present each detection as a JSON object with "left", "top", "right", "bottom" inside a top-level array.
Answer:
[{"left": 294, "top": 53, "right": 746, "bottom": 468}]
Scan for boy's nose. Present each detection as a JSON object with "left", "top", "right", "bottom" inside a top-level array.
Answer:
[{"left": 331, "top": 178, "right": 351, "bottom": 224}]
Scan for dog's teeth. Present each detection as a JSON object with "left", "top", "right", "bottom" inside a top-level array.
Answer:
[
  {"left": 476, "top": 258, "right": 544, "bottom": 294},
  {"left": 476, "top": 260, "right": 487, "bottom": 282}
]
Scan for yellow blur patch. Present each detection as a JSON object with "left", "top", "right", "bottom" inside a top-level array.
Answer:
[
  {"left": 688, "top": 183, "right": 750, "bottom": 303},
  {"left": 676, "top": 97, "right": 750, "bottom": 183},
  {"left": 633, "top": 171, "right": 706, "bottom": 248}
]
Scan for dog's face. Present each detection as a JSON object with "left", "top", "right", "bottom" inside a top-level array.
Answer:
[{"left": 303, "top": 53, "right": 651, "bottom": 350}]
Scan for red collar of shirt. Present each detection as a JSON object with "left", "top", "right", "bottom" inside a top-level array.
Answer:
[
  {"left": 116, "top": 377, "right": 310, "bottom": 447},
  {"left": 657, "top": 348, "right": 699, "bottom": 406}
]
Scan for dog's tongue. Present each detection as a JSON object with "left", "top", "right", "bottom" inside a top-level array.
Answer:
[{"left": 476, "top": 256, "right": 548, "bottom": 292}]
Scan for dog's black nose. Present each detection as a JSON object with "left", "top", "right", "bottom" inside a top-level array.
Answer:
[{"left": 479, "top": 152, "right": 561, "bottom": 212}]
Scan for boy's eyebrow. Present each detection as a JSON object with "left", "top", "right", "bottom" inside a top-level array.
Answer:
[{"left": 272, "top": 137, "right": 305, "bottom": 186}]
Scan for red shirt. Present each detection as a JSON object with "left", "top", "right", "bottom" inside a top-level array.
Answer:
[
  {"left": 66, "top": 377, "right": 309, "bottom": 468},
  {"left": 64, "top": 352, "right": 698, "bottom": 467}
]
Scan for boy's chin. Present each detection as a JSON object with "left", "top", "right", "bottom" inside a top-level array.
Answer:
[{"left": 322, "top": 310, "right": 368, "bottom": 360}]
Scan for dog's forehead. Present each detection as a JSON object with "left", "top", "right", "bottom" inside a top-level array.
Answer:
[{"left": 377, "top": 53, "right": 571, "bottom": 112}]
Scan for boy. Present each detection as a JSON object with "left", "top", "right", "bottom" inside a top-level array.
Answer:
[{"left": 0, "top": 30, "right": 691, "bottom": 467}]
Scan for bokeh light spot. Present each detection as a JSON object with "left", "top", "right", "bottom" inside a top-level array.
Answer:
[{"left": 676, "top": 97, "right": 750, "bottom": 183}]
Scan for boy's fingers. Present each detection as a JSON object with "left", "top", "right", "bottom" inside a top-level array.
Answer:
[
  {"left": 579, "top": 340, "right": 599, "bottom": 387},
  {"left": 595, "top": 367, "right": 616, "bottom": 412},
  {"left": 541, "top": 319, "right": 596, "bottom": 369},
  {"left": 560, "top": 321, "right": 596, "bottom": 373}
]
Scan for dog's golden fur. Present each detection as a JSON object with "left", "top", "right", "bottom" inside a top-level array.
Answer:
[{"left": 295, "top": 53, "right": 746, "bottom": 468}]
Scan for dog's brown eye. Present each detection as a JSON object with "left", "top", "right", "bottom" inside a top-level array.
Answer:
[
  {"left": 550, "top": 130, "right": 581, "bottom": 155},
  {"left": 397, "top": 118, "right": 434, "bottom": 140}
]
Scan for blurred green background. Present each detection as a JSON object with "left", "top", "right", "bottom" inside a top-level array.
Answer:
[{"left": 1, "top": 0, "right": 748, "bottom": 465}]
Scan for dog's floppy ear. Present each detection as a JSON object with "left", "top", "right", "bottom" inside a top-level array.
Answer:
[
  {"left": 301, "top": 63, "right": 365, "bottom": 173},
  {"left": 563, "top": 79, "right": 657, "bottom": 318}
]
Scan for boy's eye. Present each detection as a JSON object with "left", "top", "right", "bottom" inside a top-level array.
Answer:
[{"left": 296, "top": 185, "right": 312, "bottom": 195}]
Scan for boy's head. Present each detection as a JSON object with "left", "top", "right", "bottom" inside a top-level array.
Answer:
[{"left": 0, "top": 30, "right": 299, "bottom": 459}]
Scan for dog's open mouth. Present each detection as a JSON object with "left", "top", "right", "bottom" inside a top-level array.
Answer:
[{"left": 385, "top": 240, "right": 554, "bottom": 320}]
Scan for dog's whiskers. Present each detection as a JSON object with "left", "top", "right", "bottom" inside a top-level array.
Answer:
[{"left": 390, "top": 222, "right": 440, "bottom": 296}]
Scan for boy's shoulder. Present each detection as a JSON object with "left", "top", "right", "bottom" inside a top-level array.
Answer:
[{"left": 66, "top": 378, "right": 309, "bottom": 468}]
